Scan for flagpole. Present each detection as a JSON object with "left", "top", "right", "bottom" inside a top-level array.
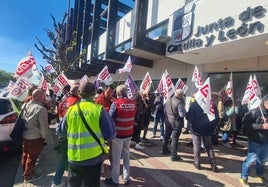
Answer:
[{"left": 117, "top": 72, "right": 124, "bottom": 85}]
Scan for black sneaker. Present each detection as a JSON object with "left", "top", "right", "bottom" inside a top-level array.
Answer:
[
  {"left": 104, "top": 178, "right": 119, "bottom": 186},
  {"left": 194, "top": 163, "right": 201, "bottom": 170},
  {"left": 24, "top": 172, "right": 42, "bottom": 183},
  {"left": 124, "top": 180, "right": 130, "bottom": 185},
  {"left": 211, "top": 165, "right": 219, "bottom": 172},
  {"left": 170, "top": 156, "right": 182, "bottom": 161}
]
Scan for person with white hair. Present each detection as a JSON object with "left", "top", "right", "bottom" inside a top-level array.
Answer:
[
  {"left": 164, "top": 89, "right": 186, "bottom": 161},
  {"left": 105, "top": 85, "right": 137, "bottom": 186}
]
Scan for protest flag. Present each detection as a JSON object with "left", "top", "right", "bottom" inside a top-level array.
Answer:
[
  {"left": 139, "top": 72, "right": 152, "bottom": 94},
  {"left": 96, "top": 65, "right": 113, "bottom": 86},
  {"left": 119, "top": 56, "right": 133, "bottom": 74},
  {"left": 195, "top": 77, "right": 215, "bottom": 121},
  {"left": 226, "top": 72, "right": 233, "bottom": 100},
  {"left": 191, "top": 65, "right": 203, "bottom": 89},
  {"left": 125, "top": 74, "right": 138, "bottom": 99}
]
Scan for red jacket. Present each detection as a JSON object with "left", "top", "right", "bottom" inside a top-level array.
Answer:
[
  {"left": 58, "top": 95, "right": 80, "bottom": 118},
  {"left": 113, "top": 97, "right": 137, "bottom": 138},
  {"left": 95, "top": 93, "right": 112, "bottom": 112}
]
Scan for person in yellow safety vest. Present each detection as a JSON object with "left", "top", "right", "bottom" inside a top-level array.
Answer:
[{"left": 56, "top": 81, "right": 116, "bottom": 187}]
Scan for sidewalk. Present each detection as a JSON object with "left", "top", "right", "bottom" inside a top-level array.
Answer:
[{"left": 13, "top": 122, "right": 267, "bottom": 187}]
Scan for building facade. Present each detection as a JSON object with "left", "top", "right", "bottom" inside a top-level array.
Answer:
[{"left": 67, "top": 0, "right": 268, "bottom": 98}]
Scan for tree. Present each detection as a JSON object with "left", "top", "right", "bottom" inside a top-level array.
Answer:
[
  {"left": 0, "top": 70, "right": 15, "bottom": 84},
  {"left": 35, "top": 13, "right": 86, "bottom": 83}
]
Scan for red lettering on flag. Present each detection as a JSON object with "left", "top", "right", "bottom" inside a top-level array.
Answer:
[{"left": 16, "top": 56, "right": 36, "bottom": 76}]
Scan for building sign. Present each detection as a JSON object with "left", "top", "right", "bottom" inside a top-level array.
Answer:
[
  {"left": 167, "top": 5, "right": 267, "bottom": 54},
  {"left": 172, "top": 2, "right": 195, "bottom": 42}
]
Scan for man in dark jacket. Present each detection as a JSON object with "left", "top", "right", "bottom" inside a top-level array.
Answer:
[
  {"left": 240, "top": 95, "right": 268, "bottom": 186},
  {"left": 185, "top": 94, "right": 219, "bottom": 172},
  {"left": 164, "top": 89, "right": 186, "bottom": 161}
]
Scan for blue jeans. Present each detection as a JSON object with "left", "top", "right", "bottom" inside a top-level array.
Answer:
[
  {"left": 222, "top": 132, "right": 229, "bottom": 143},
  {"left": 241, "top": 140, "right": 268, "bottom": 180},
  {"left": 53, "top": 139, "right": 68, "bottom": 185},
  {"left": 153, "top": 112, "right": 165, "bottom": 136}
]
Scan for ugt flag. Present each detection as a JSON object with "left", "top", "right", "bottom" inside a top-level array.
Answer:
[
  {"left": 7, "top": 77, "right": 31, "bottom": 102},
  {"left": 53, "top": 72, "right": 71, "bottom": 96},
  {"left": 162, "top": 70, "right": 175, "bottom": 104},
  {"left": 15, "top": 55, "right": 39, "bottom": 81},
  {"left": 191, "top": 66, "right": 203, "bottom": 89},
  {"left": 139, "top": 72, "right": 152, "bottom": 94},
  {"left": 195, "top": 77, "right": 215, "bottom": 121},
  {"left": 97, "top": 65, "right": 113, "bottom": 86},
  {"left": 241, "top": 75, "right": 252, "bottom": 105},
  {"left": 175, "top": 78, "right": 188, "bottom": 94}
]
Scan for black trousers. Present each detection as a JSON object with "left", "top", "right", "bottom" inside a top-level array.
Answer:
[
  {"left": 68, "top": 162, "right": 102, "bottom": 187},
  {"left": 163, "top": 120, "right": 183, "bottom": 158}
]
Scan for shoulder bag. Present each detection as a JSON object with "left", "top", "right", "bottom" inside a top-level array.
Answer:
[{"left": 10, "top": 104, "right": 27, "bottom": 141}]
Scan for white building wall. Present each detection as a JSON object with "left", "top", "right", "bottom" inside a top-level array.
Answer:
[{"left": 87, "top": 0, "right": 268, "bottom": 90}]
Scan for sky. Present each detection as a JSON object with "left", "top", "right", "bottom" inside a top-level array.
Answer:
[{"left": 0, "top": 1, "right": 69, "bottom": 73}]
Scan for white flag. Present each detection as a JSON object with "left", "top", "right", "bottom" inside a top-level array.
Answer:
[
  {"left": 248, "top": 88, "right": 261, "bottom": 110},
  {"left": 38, "top": 74, "right": 49, "bottom": 95},
  {"left": 3, "top": 80, "right": 15, "bottom": 92},
  {"left": 15, "top": 55, "right": 39, "bottom": 84},
  {"left": 79, "top": 74, "right": 89, "bottom": 85},
  {"left": 139, "top": 72, "right": 152, "bottom": 94},
  {"left": 53, "top": 72, "right": 71, "bottom": 96},
  {"left": 252, "top": 74, "right": 261, "bottom": 98},
  {"left": 175, "top": 78, "right": 188, "bottom": 94},
  {"left": 195, "top": 77, "right": 215, "bottom": 121},
  {"left": 45, "top": 63, "right": 56, "bottom": 74},
  {"left": 155, "top": 77, "right": 164, "bottom": 94},
  {"left": 191, "top": 66, "right": 203, "bottom": 89},
  {"left": 226, "top": 72, "right": 233, "bottom": 100},
  {"left": 241, "top": 75, "right": 252, "bottom": 105},
  {"left": 162, "top": 70, "right": 175, "bottom": 104},
  {"left": 119, "top": 56, "right": 132, "bottom": 74},
  {"left": 218, "top": 85, "right": 228, "bottom": 103},
  {"left": 7, "top": 77, "right": 31, "bottom": 102},
  {"left": 97, "top": 65, "right": 113, "bottom": 86}
]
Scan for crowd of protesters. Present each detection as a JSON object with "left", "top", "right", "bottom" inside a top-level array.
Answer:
[{"left": 16, "top": 79, "right": 268, "bottom": 187}]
